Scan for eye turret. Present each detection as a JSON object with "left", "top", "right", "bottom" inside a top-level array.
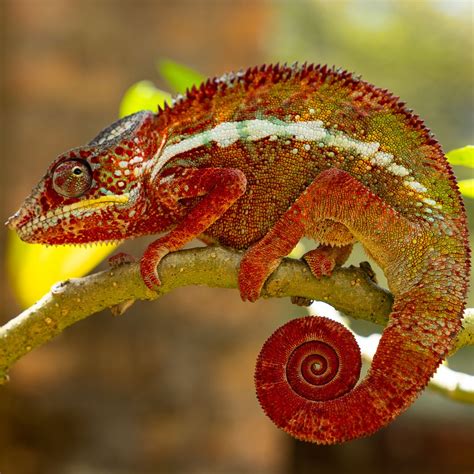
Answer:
[{"left": 52, "top": 159, "right": 92, "bottom": 198}]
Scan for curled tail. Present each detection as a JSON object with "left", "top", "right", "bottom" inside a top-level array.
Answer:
[{"left": 255, "top": 252, "right": 468, "bottom": 444}]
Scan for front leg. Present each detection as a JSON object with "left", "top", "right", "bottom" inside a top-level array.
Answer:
[{"left": 141, "top": 167, "right": 246, "bottom": 289}]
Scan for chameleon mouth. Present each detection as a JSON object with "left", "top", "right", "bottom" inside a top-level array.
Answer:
[{"left": 11, "top": 194, "right": 130, "bottom": 241}]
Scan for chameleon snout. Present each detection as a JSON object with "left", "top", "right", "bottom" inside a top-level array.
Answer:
[{"left": 5, "top": 210, "right": 22, "bottom": 230}]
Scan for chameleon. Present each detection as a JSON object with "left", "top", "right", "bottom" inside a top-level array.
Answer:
[{"left": 7, "top": 64, "right": 470, "bottom": 444}]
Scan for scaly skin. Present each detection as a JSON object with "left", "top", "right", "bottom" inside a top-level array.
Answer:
[{"left": 7, "top": 64, "right": 470, "bottom": 444}]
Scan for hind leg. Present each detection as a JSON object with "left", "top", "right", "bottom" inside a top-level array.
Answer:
[{"left": 238, "top": 168, "right": 414, "bottom": 302}]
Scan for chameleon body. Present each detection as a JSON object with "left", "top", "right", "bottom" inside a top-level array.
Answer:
[{"left": 7, "top": 64, "right": 470, "bottom": 444}]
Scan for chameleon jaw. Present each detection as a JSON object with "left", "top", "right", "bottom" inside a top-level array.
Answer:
[{"left": 11, "top": 193, "right": 130, "bottom": 241}]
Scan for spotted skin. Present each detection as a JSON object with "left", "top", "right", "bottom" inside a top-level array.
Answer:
[{"left": 7, "top": 64, "right": 470, "bottom": 444}]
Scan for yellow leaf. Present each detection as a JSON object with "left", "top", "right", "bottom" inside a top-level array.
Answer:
[
  {"left": 7, "top": 230, "right": 117, "bottom": 308},
  {"left": 458, "top": 178, "right": 474, "bottom": 199},
  {"left": 446, "top": 146, "right": 474, "bottom": 168},
  {"left": 157, "top": 59, "right": 205, "bottom": 93},
  {"left": 119, "top": 80, "right": 171, "bottom": 118}
]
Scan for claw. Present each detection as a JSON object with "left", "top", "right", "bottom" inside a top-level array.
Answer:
[
  {"left": 140, "top": 256, "right": 161, "bottom": 291},
  {"left": 140, "top": 258, "right": 162, "bottom": 290},
  {"left": 291, "top": 296, "right": 313, "bottom": 307},
  {"left": 109, "top": 252, "right": 136, "bottom": 268},
  {"left": 238, "top": 251, "right": 280, "bottom": 302},
  {"left": 303, "top": 252, "right": 336, "bottom": 278},
  {"left": 140, "top": 242, "right": 170, "bottom": 291},
  {"left": 302, "top": 244, "right": 353, "bottom": 279},
  {"left": 238, "top": 282, "right": 261, "bottom": 302}
]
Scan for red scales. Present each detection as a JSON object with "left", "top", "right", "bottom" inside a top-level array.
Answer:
[{"left": 7, "top": 64, "right": 470, "bottom": 444}]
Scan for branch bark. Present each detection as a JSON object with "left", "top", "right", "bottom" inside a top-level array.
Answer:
[{"left": 1, "top": 246, "right": 472, "bottom": 390}]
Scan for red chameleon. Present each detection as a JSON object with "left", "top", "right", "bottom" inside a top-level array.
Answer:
[{"left": 7, "top": 64, "right": 470, "bottom": 444}]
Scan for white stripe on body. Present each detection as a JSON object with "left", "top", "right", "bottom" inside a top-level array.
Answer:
[{"left": 148, "top": 118, "right": 440, "bottom": 217}]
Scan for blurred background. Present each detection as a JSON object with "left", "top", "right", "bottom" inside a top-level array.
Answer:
[{"left": 1, "top": 1, "right": 473, "bottom": 473}]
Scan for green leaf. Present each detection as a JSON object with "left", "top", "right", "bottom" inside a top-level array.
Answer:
[
  {"left": 119, "top": 80, "right": 171, "bottom": 118},
  {"left": 458, "top": 179, "right": 474, "bottom": 199},
  {"left": 158, "top": 59, "right": 205, "bottom": 94},
  {"left": 446, "top": 146, "right": 474, "bottom": 168},
  {"left": 7, "top": 231, "right": 117, "bottom": 308}
]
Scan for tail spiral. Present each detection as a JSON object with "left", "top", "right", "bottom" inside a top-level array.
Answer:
[{"left": 255, "top": 316, "right": 362, "bottom": 441}]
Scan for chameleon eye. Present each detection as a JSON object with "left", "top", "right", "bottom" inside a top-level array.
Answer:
[{"left": 52, "top": 159, "right": 92, "bottom": 198}]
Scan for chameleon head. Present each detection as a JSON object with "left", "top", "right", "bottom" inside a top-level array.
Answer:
[{"left": 6, "top": 111, "right": 161, "bottom": 245}]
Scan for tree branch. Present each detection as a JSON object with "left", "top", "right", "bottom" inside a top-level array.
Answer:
[{"left": 1, "top": 246, "right": 472, "bottom": 393}]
